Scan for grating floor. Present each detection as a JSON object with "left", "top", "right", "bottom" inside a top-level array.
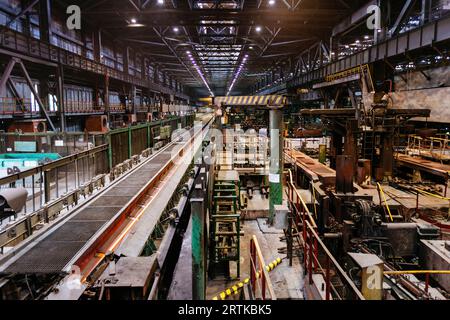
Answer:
[{"left": 3, "top": 144, "right": 180, "bottom": 274}]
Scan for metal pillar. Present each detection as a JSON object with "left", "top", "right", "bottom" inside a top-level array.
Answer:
[
  {"left": 191, "top": 167, "right": 207, "bottom": 300},
  {"left": 104, "top": 73, "right": 110, "bottom": 126},
  {"left": 330, "top": 132, "right": 342, "bottom": 169},
  {"left": 39, "top": 0, "right": 52, "bottom": 43},
  {"left": 57, "top": 65, "right": 66, "bottom": 132},
  {"left": 130, "top": 85, "right": 137, "bottom": 114},
  {"left": 381, "top": 133, "right": 394, "bottom": 182},
  {"left": 344, "top": 120, "right": 358, "bottom": 177},
  {"left": 319, "top": 144, "right": 327, "bottom": 164},
  {"left": 269, "top": 107, "right": 283, "bottom": 225},
  {"left": 93, "top": 29, "right": 102, "bottom": 63}
]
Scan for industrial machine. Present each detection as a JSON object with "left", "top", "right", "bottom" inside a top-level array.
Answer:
[{"left": 0, "top": 187, "right": 27, "bottom": 224}]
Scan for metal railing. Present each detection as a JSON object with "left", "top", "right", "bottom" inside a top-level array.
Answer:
[
  {"left": 384, "top": 270, "right": 450, "bottom": 296},
  {"left": 405, "top": 134, "right": 450, "bottom": 162},
  {"left": 0, "top": 28, "right": 188, "bottom": 99},
  {"left": 0, "top": 131, "right": 105, "bottom": 156},
  {"left": 64, "top": 100, "right": 105, "bottom": 113},
  {"left": 286, "top": 170, "right": 365, "bottom": 300},
  {"left": 0, "top": 144, "right": 108, "bottom": 215},
  {"left": 249, "top": 235, "right": 276, "bottom": 300}
]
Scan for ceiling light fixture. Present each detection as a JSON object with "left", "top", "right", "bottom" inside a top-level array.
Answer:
[
  {"left": 187, "top": 51, "right": 214, "bottom": 97},
  {"left": 269, "top": 0, "right": 276, "bottom": 5},
  {"left": 157, "top": 0, "right": 164, "bottom": 4},
  {"left": 173, "top": 26, "right": 179, "bottom": 32},
  {"left": 128, "top": 21, "right": 145, "bottom": 27},
  {"left": 255, "top": 26, "right": 262, "bottom": 32},
  {"left": 226, "top": 55, "right": 248, "bottom": 96}
]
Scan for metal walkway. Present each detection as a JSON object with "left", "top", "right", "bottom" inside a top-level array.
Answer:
[{"left": 1, "top": 144, "right": 183, "bottom": 274}]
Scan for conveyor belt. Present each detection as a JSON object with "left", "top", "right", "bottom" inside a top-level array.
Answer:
[{"left": 2, "top": 144, "right": 183, "bottom": 274}]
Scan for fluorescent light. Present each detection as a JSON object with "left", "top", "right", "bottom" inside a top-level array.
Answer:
[{"left": 128, "top": 23, "right": 145, "bottom": 27}]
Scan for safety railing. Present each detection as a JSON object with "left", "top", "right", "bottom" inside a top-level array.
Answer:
[
  {"left": 0, "top": 131, "right": 105, "bottom": 156},
  {"left": 0, "top": 28, "right": 188, "bottom": 99},
  {"left": 0, "top": 144, "right": 108, "bottom": 215},
  {"left": 0, "top": 97, "right": 39, "bottom": 115},
  {"left": 286, "top": 170, "right": 365, "bottom": 300},
  {"left": 249, "top": 235, "right": 276, "bottom": 300},
  {"left": 384, "top": 270, "right": 450, "bottom": 298},
  {"left": 109, "top": 104, "right": 127, "bottom": 113},
  {"left": 405, "top": 134, "right": 450, "bottom": 162},
  {"left": 65, "top": 100, "right": 105, "bottom": 113}
]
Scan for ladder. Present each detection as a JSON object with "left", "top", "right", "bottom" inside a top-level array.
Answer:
[
  {"left": 362, "top": 130, "right": 376, "bottom": 163},
  {"left": 209, "top": 182, "right": 241, "bottom": 279}
]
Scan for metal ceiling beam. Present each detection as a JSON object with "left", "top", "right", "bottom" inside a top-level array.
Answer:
[
  {"left": 127, "top": 0, "right": 141, "bottom": 12},
  {"left": 390, "top": 0, "right": 417, "bottom": 36},
  {"left": 152, "top": 27, "right": 203, "bottom": 86},
  {"left": 82, "top": 8, "right": 348, "bottom": 17}
]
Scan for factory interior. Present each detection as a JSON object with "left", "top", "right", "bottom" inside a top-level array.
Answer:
[{"left": 0, "top": 0, "right": 449, "bottom": 303}]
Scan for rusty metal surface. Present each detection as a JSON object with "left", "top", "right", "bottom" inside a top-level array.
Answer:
[
  {"left": 3, "top": 144, "right": 179, "bottom": 275},
  {"left": 285, "top": 148, "right": 336, "bottom": 186},
  {"left": 336, "top": 155, "right": 354, "bottom": 194},
  {"left": 396, "top": 154, "right": 450, "bottom": 179}
]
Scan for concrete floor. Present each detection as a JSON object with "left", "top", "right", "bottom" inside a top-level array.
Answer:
[{"left": 206, "top": 218, "right": 304, "bottom": 300}]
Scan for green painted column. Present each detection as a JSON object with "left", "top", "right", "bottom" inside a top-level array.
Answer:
[
  {"left": 128, "top": 127, "right": 132, "bottom": 159},
  {"left": 319, "top": 144, "right": 327, "bottom": 164},
  {"left": 269, "top": 107, "right": 283, "bottom": 225},
  {"left": 191, "top": 167, "right": 206, "bottom": 300},
  {"left": 147, "top": 124, "right": 151, "bottom": 148},
  {"left": 107, "top": 133, "right": 113, "bottom": 170}
]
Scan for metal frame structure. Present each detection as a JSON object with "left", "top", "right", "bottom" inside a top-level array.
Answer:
[{"left": 254, "top": 0, "right": 450, "bottom": 95}]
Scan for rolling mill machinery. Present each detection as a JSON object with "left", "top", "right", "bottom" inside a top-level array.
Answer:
[{"left": 284, "top": 101, "right": 449, "bottom": 300}]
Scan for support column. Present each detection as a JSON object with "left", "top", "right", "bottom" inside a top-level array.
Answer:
[
  {"left": 130, "top": 85, "right": 137, "bottom": 114},
  {"left": 344, "top": 120, "right": 358, "bottom": 178},
  {"left": 269, "top": 107, "right": 283, "bottom": 225},
  {"left": 380, "top": 133, "right": 394, "bottom": 182},
  {"left": 191, "top": 167, "right": 207, "bottom": 300},
  {"left": 20, "top": 0, "right": 31, "bottom": 37},
  {"left": 330, "top": 132, "right": 343, "bottom": 170},
  {"left": 123, "top": 47, "right": 130, "bottom": 75},
  {"left": 104, "top": 73, "right": 110, "bottom": 126},
  {"left": 39, "top": 0, "right": 52, "bottom": 43},
  {"left": 421, "top": 0, "right": 431, "bottom": 24},
  {"left": 57, "top": 65, "right": 66, "bottom": 132},
  {"left": 93, "top": 29, "right": 102, "bottom": 63}
]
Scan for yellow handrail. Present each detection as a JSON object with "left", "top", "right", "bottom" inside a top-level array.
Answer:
[
  {"left": 413, "top": 187, "right": 450, "bottom": 201},
  {"left": 384, "top": 270, "right": 450, "bottom": 275},
  {"left": 377, "top": 183, "right": 394, "bottom": 222}
]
